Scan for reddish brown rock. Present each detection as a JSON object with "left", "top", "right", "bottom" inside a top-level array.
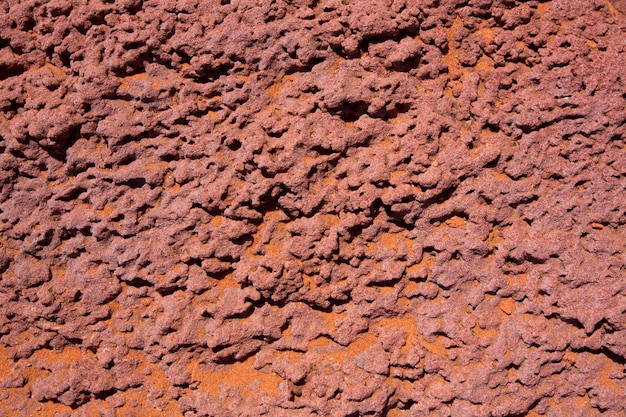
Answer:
[{"left": 0, "top": 0, "right": 625, "bottom": 416}]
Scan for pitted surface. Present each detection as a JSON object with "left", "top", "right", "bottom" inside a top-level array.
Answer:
[{"left": 0, "top": 0, "right": 625, "bottom": 416}]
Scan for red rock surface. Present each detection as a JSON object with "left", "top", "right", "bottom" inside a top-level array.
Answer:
[{"left": 1, "top": 0, "right": 625, "bottom": 416}]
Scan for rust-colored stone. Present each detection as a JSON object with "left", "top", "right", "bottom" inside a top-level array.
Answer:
[{"left": 0, "top": 0, "right": 625, "bottom": 416}]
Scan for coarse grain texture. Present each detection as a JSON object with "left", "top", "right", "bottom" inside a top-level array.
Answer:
[{"left": 1, "top": 0, "right": 625, "bottom": 416}]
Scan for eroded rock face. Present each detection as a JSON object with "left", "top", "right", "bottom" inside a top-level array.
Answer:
[{"left": 1, "top": 0, "right": 625, "bottom": 416}]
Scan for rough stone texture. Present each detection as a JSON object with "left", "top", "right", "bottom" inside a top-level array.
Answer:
[{"left": 0, "top": 0, "right": 625, "bottom": 416}]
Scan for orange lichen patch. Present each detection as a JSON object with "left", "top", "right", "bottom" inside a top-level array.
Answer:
[
  {"left": 377, "top": 285, "right": 398, "bottom": 296},
  {"left": 80, "top": 400, "right": 118, "bottom": 416},
  {"left": 574, "top": 393, "right": 592, "bottom": 407},
  {"left": 340, "top": 332, "right": 379, "bottom": 359},
  {"left": 498, "top": 297, "right": 516, "bottom": 315},
  {"left": 403, "top": 236, "right": 418, "bottom": 257},
  {"left": 150, "top": 78, "right": 162, "bottom": 90},
  {"left": 432, "top": 220, "right": 449, "bottom": 232},
  {"left": 478, "top": 127, "right": 500, "bottom": 142},
  {"left": 272, "top": 349, "right": 305, "bottom": 368},
  {"left": 396, "top": 297, "right": 411, "bottom": 309},
  {"left": 547, "top": 394, "right": 596, "bottom": 415},
  {"left": 145, "top": 161, "right": 168, "bottom": 172},
  {"left": 191, "top": 356, "right": 282, "bottom": 397}
]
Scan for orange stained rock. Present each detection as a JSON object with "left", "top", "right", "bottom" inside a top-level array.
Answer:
[
  {"left": 444, "top": 215, "right": 467, "bottom": 229},
  {"left": 266, "top": 75, "right": 297, "bottom": 99},
  {"left": 536, "top": 2, "right": 550, "bottom": 16},
  {"left": 499, "top": 297, "right": 516, "bottom": 315},
  {"left": 320, "top": 308, "right": 348, "bottom": 333},
  {"left": 476, "top": 26, "right": 495, "bottom": 45},
  {"left": 376, "top": 315, "right": 416, "bottom": 337},
  {"left": 0, "top": 346, "right": 129, "bottom": 417},
  {"left": 30, "top": 345, "right": 86, "bottom": 365},
  {"left": 418, "top": 334, "right": 447, "bottom": 357},
  {"left": 475, "top": 54, "right": 494, "bottom": 73},
  {"left": 379, "top": 232, "right": 401, "bottom": 250},
  {"left": 407, "top": 250, "right": 437, "bottom": 271},
  {"left": 4, "top": 402, "right": 74, "bottom": 417},
  {"left": 443, "top": 16, "right": 464, "bottom": 78},
  {"left": 25, "top": 62, "right": 67, "bottom": 77},
  {"left": 309, "top": 332, "right": 380, "bottom": 364},
  {"left": 473, "top": 324, "right": 499, "bottom": 343},
  {"left": 190, "top": 356, "right": 282, "bottom": 397},
  {"left": 114, "top": 387, "right": 183, "bottom": 417},
  {"left": 329, "top": 57, "right": 344, "bottom": 74},
  {"left": 120, "top": 350, "right": 184, "bottom": 415},
  {"left": 376, "top": 315, "right": 449, "bottom": 357},
  {"left": 486, "top": 227, "right": 504, "bottom": 246},
  {"left": 597, "top": 355, "right": 624, "bottom": 392}
]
